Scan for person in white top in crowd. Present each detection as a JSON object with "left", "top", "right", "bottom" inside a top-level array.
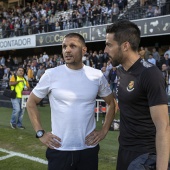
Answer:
[
  {"left": 148, "top": 54, "right": 156, "bottom": 65},
  {"left": 26, "top": 33, "right": 116, "bottom": 170},
  {"left": 164, "top": 46, "right": 170, "bottom": 59},
  {"left": 42, "top": 52, "right": 49, "bottom": 63}
]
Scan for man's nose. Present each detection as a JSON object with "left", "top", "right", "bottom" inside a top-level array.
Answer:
[{"left": 65, "top": 46, "right": 71, "bottom": 52}]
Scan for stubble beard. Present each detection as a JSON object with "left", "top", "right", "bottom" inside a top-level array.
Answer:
[{"left": 109, "top": 48, "right": 123, "bottom": 67}]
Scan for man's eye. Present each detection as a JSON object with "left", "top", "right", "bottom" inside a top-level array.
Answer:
[{"left": 70, "top": 45, "right": 76, "bottom": 48}]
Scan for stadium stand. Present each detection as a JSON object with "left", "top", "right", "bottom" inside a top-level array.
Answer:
[{"left": 0, "top": 0, "right": 169, "bottom": 38}]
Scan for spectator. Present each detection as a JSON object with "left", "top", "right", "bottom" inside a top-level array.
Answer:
[
  {"left": 154, "top": 6, "right": 161, "bottom": 16},
  {"left": 161, "top": 64, "right": 169, "bottom": 92},
  {"left": 72, "top": 10, "right": 78, "bottom": 28},
  {"left": 101, "top": 66, "right": 109, "bottom": 81},
  {"left": 36, "top": 64, "right": 45, "bottom": 80},
  {"left": 146, "top": 5, "right": 154, "bottom": 18},
  {"left": 1, "top": 73, "right": 9, "bottom": 89},
  {"left": 0, "top": 65, "right": 4, "bottom": 79},
  {"left": 5, "top": 56, "right": 14, "bottom": 69},
  {"left": 58, "top": 14, "right": 64, "bottom": 30},
  {"left": 152, "top": 48, "right": 161, "bottom": 67},
  {"left": 76, "top": 10, "right": 83, "bottom": 28},
  {"left": 116, "top": 0, "right": 124, "bottom": 12},
  {"left": 98, "top": 50, "right": 105, "bottom": 69},
  {"left": 87, "top": 8, "right": 94, "bottom": 26},
  {"left": 1, "top": 18, "right": 10, "bottom": 38},
  {"left": 144, "top": 47, "right": 151, "bottom": 61},
  {"left": 108, "top": 66, "right": 117, "bottom": 93},
  {"left": 139, "top": 46, "right": 145, "bottom": 59},
  {"left": 9, "top": 66, "right": 30, "bottom": 129},
  {"left": 164, "top": 46, "right": 170, "bottom": 59},
  {"left": 148, "top": 54, "right": 156, "bottom": 65},
  {"left": 13, "top": 57, "right": 19, "bottom": 67},
  {"left": 110, "top": 3, "right": 119, "bottom": 23},
  {"left": 42, "top": 52, "right": 49, "bottom": 63},
  {"left": 101, "top": 3, "right": 108, "bottom": 24},
  {"left": 106, "top": 60, "right": 113, "bottom": 73},
  {"left": 27, "top": 65, "right": 34, "bottom": 81},
  {"left": 55, "top": 21, "right": 60, "bottom": 31},
  {"left": 91, "top": 51, "right": 99, "bottom": 68},
  {"left": 0, "top": 56, "right": 5, "bottom": 66},
  {"left": 162, "top": 53, "right": 170, "bottom": 66}
]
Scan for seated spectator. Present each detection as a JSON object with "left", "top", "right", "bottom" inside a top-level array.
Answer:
[
  {"left": 164, "top": 46, "right": 170, "bottom": 58},
  {"left": 146, "top": 5, "right": 154, "bottom": 18},
  {"left": 154, "top": 6, "right": 161, "bottom": 17},
  {"left": 162, "top": 54, "right": 170, "bottom": 66},
  {"left": 148, "top": 54, "right": 156, "bottom": 65}
]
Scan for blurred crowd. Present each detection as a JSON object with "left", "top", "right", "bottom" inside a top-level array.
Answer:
[
  {"left": 0, "top": 0, "right": 169, "bottom": 38},
  {"left": 0, "top": 45, "right": 170, "bottom": 93}
]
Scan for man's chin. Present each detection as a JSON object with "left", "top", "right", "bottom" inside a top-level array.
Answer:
[
  {"left": 65, "top": 61, "right": 74, "bottom": 64},
  {"left": 111, "top": 60, "right": 119, "bottom": 67}
]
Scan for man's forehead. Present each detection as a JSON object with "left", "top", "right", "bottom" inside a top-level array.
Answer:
[
  {"left": 63, "top": 37, "right": 80, "bottom": 44},
  {"left": 106, "top": 33, "right": 115, "bottom": 39}
]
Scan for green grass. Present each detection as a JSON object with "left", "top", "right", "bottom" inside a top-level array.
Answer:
[{"left": 0, "top": 106, "right": 119, "bottom": 170}]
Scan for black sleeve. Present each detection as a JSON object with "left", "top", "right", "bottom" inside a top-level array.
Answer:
[{"left": 141, "top": 66, "right": 168, "bottom": 107}]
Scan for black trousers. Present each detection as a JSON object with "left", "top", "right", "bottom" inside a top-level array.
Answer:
[
  {"left": 116, "top": 147, "right": 143, "bottom": 170},
  {"left": 46, "top": 145, "right": 99, "bottom": 170}
]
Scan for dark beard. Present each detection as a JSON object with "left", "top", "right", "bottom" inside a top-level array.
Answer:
[
  {"left": 108, "top": 55, "right": 120, "bottom": 67},
  {"left": 111, "top": 60, "right": 120, "bottom": 67}
]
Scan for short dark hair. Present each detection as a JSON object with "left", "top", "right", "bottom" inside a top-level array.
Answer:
[
  {"left": 106, "top": 20, "right": 141, "bottom": 51},
  {"left": 17, "top": 66, "right": 24, "bottom": 71},
  {"left": 64, "top": 33, "right": 86, "bottom": 46}
]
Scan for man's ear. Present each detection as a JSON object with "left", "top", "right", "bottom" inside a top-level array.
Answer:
[
  {"left": 122, "top": 41, "right": 130, "bottom": 52},
  {"left": 82, "top": 46, "right": 87, "bottom": 55}
]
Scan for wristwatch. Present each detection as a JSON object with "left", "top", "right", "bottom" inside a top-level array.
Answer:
[{"left": 36, "top": 130, "right": 45, "bottom": 138}]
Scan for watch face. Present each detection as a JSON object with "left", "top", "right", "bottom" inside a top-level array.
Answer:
[
  {"left": 37, "top": 131, "right": 43, "bottom": 137},
  {"left": 36, "top": 130, "right": 45, "bottom": 138}
]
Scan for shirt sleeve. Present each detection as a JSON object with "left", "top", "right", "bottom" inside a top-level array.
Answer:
[
  {"left": 32, "top": 71, "right": 51, "bottom": 99},
  {"left": 141, "top": 66, "right": 168, "bottom": 107},
  {"left": 98, "top": 73, "right": 112, "bottom": 97}
]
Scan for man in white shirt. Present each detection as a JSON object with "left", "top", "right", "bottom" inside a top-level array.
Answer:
[{"left": 27, "top": 33, "right": 116, "bottom": 170}]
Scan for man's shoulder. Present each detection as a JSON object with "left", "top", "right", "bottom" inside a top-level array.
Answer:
[
  {"left": 45, "top": 65, "right": 65, "bottom": 74},
  {"left": 84, "top": 65, "right": 102, "bottom": 73}
]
